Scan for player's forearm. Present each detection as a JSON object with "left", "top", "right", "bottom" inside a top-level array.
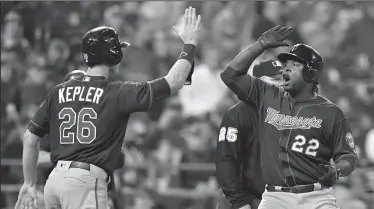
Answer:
[
  {"left": 22, "top": 131, "right": 40, "bottom": 186},
  {"left": 164, "top": 44, "right": 195, "bottom": 94},
  {"left": 226, "top": 41, "right": 265, "bottom": 75},
  {"left": 37, "top": 150, "right": 52, "bottom": 167},
  {"left": 164, "top": 59, "right": 192, "bottom": 94},
  {"left": 220, "top": 41, "right": 265, "bottom": 101},
  {"left": 216, "top": 160, "right": 248, "bottom": 208},
  {"left": 336, "top": 159, "right": 357, "bottom": 177}
]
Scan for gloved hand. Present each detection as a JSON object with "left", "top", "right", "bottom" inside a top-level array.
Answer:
[
  {"left": 258, "top": 25, "right": 294, "bottom": 49},
  {"left": 318, "top": 164, "right": 341, "bottom": 187}
]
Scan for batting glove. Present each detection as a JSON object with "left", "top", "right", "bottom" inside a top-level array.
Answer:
[
  {"left": 258, "top": 25, "right": 294, "bottom": 49},
  {"left": 318, "top": 164, "right": 342, "bottom": 187}
]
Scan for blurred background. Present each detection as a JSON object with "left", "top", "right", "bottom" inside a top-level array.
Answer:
[{"left": 1, "top": 1, "right": 373, "bottom": 209}]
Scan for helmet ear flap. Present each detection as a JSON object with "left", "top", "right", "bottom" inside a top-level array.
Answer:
[
  {"left": 302, "top": 66, "right": 314, "bottom": 83},
  {"left": 302, "top": 61, "right": 323, "bottom": 83}
]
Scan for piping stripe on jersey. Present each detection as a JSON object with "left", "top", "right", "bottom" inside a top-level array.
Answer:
[
  {"left": 147, "top": 82, "right": 153, "bottom": 111},
  {"left": 334, "top": 153, "right": 358, "bottom": 163},
  {"left": 30, "top": 120, "right": 46, "bottom": 130},
  {"left": 244, "top": 77, "right": 255, "bottom": 103},
  {"left": 95, "top": 178, "right": 98, "bottom": 209}
]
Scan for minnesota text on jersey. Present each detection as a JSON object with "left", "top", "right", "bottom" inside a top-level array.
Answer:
[{"left": 265, "top": 107, "right": 322, "bottom": 130}]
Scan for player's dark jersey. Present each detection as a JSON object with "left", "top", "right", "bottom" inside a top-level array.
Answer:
[
  {"left": 40, "top": 135, "right": 51, "bottom": 153},
  {"left": 29, "top": 75, "right": 170, "bottom": 173},
  {"left": 221, "top": 66, "right": 358, "bottom": 187},
  {"left": 216, "top": 102, "right": 265, "bottom": 209}
]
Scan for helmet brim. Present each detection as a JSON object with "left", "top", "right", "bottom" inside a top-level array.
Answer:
[
  {"left": 120, "top": 42, "right": 130, "bottom": 48},
  {"left": 278, "top": 53, "right": 307, "bottom": 64}
]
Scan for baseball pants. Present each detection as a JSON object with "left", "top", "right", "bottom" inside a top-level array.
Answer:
[
  {"left": 43, "top": 161, "right": 109, "bottom": 209},
  {"left": 217, "top": 195, "right": 261, "bottom": 209},
  {"left": 258, "top": 186, "right": 340, "bottom": 209}
]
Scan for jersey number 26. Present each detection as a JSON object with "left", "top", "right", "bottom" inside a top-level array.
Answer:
[
  {"left": 291, "top": 135, "right": 319, "bottom": 157},
  {"left": 59, "top": 107, "right": 97, "bottom": 144}
]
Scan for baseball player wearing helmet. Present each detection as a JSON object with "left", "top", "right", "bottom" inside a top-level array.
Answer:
[
  {"left": 16, "top": 6, "right": 201, "bottom": 209},
  {"left": 216, "top": 60, "right": 284, "bottom": 209},
  {"left": 220, "top": 25, "right": 357, "bottom": 209}
]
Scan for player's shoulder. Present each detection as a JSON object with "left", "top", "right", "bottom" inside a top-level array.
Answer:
[
  {"left": 316, "top": 95, "right": 339, "bottom": 108},
  {"left": 48, "top": 82, "right": 66, "bottom": 94},
  {"left": 50, "top": 79, "right": 79, "bottom": 91},
  {"left": 226, "top": 101, "right": 257, "bottom": 120},
  {"left": 111, "top": 80, "right": 148, "bottom": 88},
  {"left": 228, "top": 101, "right": 245, "bottom": 113},
  {"left": 107, "top": 80, "right": 124, "bottom": 86},
  {"left": 317, "top": 94, "right": 348, "bottom": 120}
]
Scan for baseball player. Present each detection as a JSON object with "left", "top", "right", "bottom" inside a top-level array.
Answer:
[
  {"left": 216, "top": 60, "right": 284, "bottom": 209},
  {"left": 220, "top": 25, "right": 358, "bottom": 209},
  {"left": 37, "top": 69, "right": 124, "bottom": 209},
  {"left": 15, "top": 6, "right": 201, "bottom": 209}
]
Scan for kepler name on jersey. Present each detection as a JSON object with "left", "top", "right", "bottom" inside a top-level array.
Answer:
[{"left": 59, "top": 86, "right": 104, "bottom": 104}]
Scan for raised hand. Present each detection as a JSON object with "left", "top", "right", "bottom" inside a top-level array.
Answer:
[
  {"left": 173, "top": 6, "right": 202, "bottom": 46},
  {"left": 258, "top": 25, "right": 294, "bottom": 49}
]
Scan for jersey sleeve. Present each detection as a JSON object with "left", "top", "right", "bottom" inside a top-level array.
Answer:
[
  {"left": 215, "top": 105, "right": 251, "bottom": 209},
  {"left": 331, "top": 113, "right": 358, "bottom": 164},
  {"left": 118, "top": 78, "right": 170, "bottom": 113},
  {"left": 28, "top": 89, "right": 53, "bottom": 137},
  {"left": 39, "top": 135, "right": 51, "bottom": 152},
  {"left": 220, "top": 66, "right": 269, "bottom": 110}
]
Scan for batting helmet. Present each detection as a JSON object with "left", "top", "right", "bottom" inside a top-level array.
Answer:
[
  {"left": 64, "top": 70, "right": 86, "bottom": 81},
  {"left": 81, "top": 26, "right": 130, "bottom": 67},
  {"left": 278, "top": 44, "right": 323, "bottom": 83}
]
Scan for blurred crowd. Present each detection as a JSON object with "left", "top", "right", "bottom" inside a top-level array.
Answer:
[{"left": 1, "top": 1, "right": 373, "bottom": 209}]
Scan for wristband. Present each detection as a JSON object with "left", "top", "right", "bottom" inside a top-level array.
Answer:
[
  {"left": 184, "top": 61, "right": 194, "bottom": 85},
  {"left": 179, "top": 44, "right": 196, "bottom": 64},
  {"left": 258, "top": 38, "right": 267, "bottom": 49}
]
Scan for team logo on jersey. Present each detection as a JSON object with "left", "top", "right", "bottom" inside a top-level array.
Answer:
[
  {"left": 83, "top": 76, "right": 91, "bottom": 82},
  {"left": 265, "top": 107, "right": 323, "bottom": 130},
  {"left": 180, "top": 52, "right": 188, "bottom": 58},
  {"left": 83, "top": 53, "right": 88, "bottom": 62},
  {"left": 272, "top": 60, "right": 282, "bottom": 68},
  {"left": 345, "top": 132, "right": 355, "bottom": 149}
]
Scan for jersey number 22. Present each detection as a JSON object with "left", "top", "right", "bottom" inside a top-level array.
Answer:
[
  {"left": 59, "top": 107, "right": 97, "bottom": 144},
  {"left": 291, "top": 135, "right": 319, "bottom": 157}
]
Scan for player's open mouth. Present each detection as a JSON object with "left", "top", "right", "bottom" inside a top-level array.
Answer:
[{"left": 282, "top": 74, "right": 291, "bottom": 86}]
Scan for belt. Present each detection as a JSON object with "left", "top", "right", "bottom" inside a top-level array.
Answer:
[
  {"left": 266, "top": 183, "right": 326, "bottom": 194},
  {"left": 55, "top": 161, "right": 110, "bottom": 183},
  {"left": 70, "top": 161, "right": 91, "bottom": 171}
]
